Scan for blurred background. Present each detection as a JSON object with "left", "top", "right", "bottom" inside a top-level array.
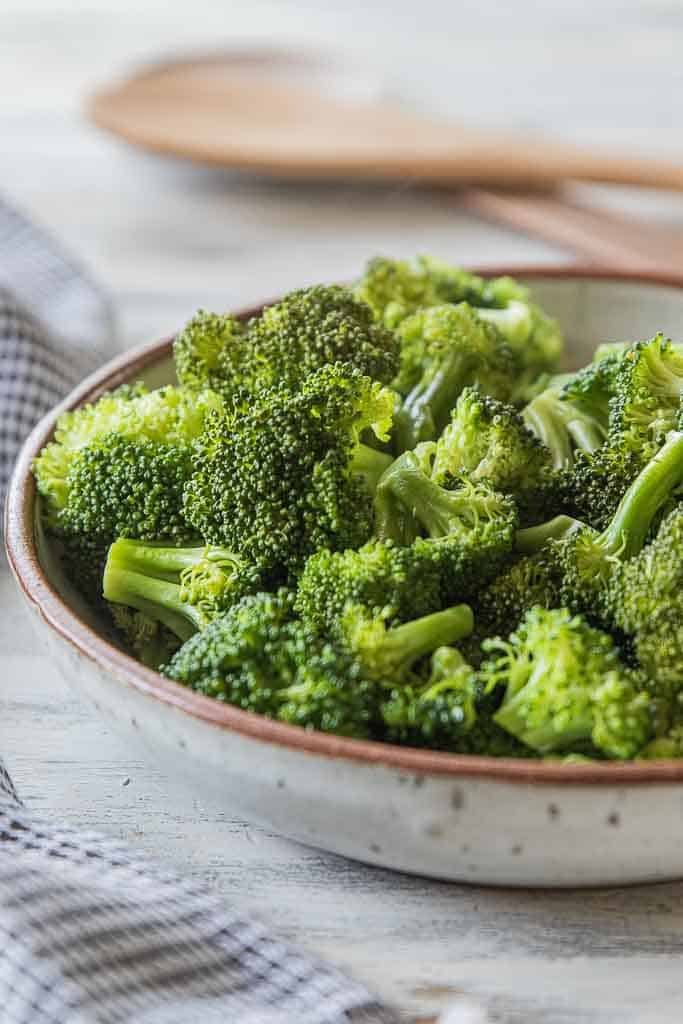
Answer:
[{"left": 4, "top": 0, "right": 683, "bottom": 350}]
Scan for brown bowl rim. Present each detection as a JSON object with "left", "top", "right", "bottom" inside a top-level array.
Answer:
[{"left": 7, "top": 264, "right": 683, "bottom": 786}]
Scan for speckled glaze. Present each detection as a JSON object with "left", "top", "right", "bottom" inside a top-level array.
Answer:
[{"left": 8, "top": 268, "right": 683, "bottom": 887}]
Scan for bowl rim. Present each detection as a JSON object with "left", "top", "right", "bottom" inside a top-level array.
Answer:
[{"left": 8, "top": 263, "right": 683, "bottom": 786}]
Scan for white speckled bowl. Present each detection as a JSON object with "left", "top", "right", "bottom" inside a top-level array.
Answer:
[{"left": 7, "top": 267, "right": 683, "bottom": 887}]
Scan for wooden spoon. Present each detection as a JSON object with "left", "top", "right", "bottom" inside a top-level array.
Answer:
[{"left": 89, "top": 51, "right": 683, "bottom": 270}]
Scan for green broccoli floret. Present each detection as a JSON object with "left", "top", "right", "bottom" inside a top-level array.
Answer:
[
  {"left": 610, "top": 334, "right": 683, "bottom": 461},
  {"left": 392, "top": 304, "right": 516, "bottom": 449},
  {"left": 518, "top": 431, "right": 683, "bottom": 615},
  {"left": 522, "top": 378, "right": 608, "bottom": 470},
  {"left": 33, "top": 384, "right": 223, "bottom": 526},
  {"left": 430, "top": 387, "right": 553, "bottom": 503},
  {"left": 295, "top": 538, "right": 443, "bottom": 635},
  {"left": 607, "top": 508, "right": 683, "bottom": 699},
  {"left": 480, "top": 607, "right": 653, "bottom": 759},
  {"left": 174, "top": 287, "right": 399, "bottom": 398},
  {"left": 103, "top": 538, "right": 261, "bottom": 641},
  {"left": 476, "top": 551, "right": 563, "bottom": 640},
  {"left": 163, "top": 591, "right": 474, "bottom": 740},
  {"left": 59, "top": 434, "right": 192, "bottom": 544},
  {"left": 183, "top": 363, "right": 395, "bottom": 577},
  {"left": 108, "top": 604, "right": 180, "bottom": 670},
  {"left": 375, "top": 451, "right": 518, "bottom": 606},
  {"left": 173, "top": 310, "right": 247, "bottom": 395}
]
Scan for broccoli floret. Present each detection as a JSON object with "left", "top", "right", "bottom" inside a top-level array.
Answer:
[
  {"left": 109, "top": 604, "right": 180, "bottom": 670},
  {"left": 431, "top": 387, "right": 553, "bottom": 503},
  {"left": 518, "top": 431, "right": 683, "bottom": 615},
  {"left": 476, "top": 551, "right": 563, "bottom": 639},
  {"left": 33, "top": 384, "right": 223, "bottom": 526},
  {"left": 183, "top": 363, "right": 394, "bottom": 577},
  {"left": 392, "top": 303, "right": 516, "bottom": 449},
  {"left": 163, "top": 591, "right": 473, "bottom": 740},
  {"left": 480, "top": 607, "right": 653, "bottom": 759},
  {"left": 607, "top": 508, "right": 683, "bottom": 699},
  {"left": 103, "top": 538, "right": 261, "bottom": 641},
  {"left": 295, "top": 538, "right": 443, "bottom": 635},
  {"left": 610, "top": 334, "right": 683, "bottom": 461},
  {"left": 375, "top": 450, "right": 518, "bottom": 604},
  {"left": 522, "top": 378, "right": 608, "bottom": 470},
  {"left": 59, "top": 435, "right": 192, "bottom": 544},
  {"left": 173, "top": 310, "right": 247, "bottom": 395},
  {"left": 174, "top": 287, "right": 399, "bottom": 398}
]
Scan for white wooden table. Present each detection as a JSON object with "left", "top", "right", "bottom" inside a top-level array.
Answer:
[{"left": 4, "top": 2, "right": 683, "bottom": 1020}]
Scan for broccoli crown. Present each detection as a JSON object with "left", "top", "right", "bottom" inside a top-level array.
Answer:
[
  {"left": 481, "top": 607, "right": 653, "bottom": 759},
  {"left": 103, "top": 538, "right": 261, "bottom": 641},
  {"left": 393, "top": 303, "right": 516, "bottom": 447},
  {"left": 608, "top": 508, "right": 683, "bottom": 697},
  {"left": 431, "top": 386, "right": 552, "bottom": 497},
  {"left": 162, "top": 590, "right": 302, "bottom": 713},
  {"left": 174, "top": 288, "right": 399, "bottom": 398},
  {"left": 476, "top": 551, "right": 563, "bottom": 639},
  {"left": 522, "top": 379, "right": 607, "bottom": 471},
  {"left": 183, "top": 363, "right": 395, "bottom": 576},
  {"left": 610, "top": 334, "right": 683, "bottom": 460},
  {"left": 59, "top": 435, "right": 192, "bottom": 544},
  {"left": 553, "top": 430, "right": 683, "bottom": 613},
  {"left": 354, "top": 256, "right": 494, "bottom": 331},
  {"left": 173, "top": 310, "right": 247, "bottom": 396},
  {"left": 295, "top": 538, "right": 443, "bottom": 635},
  {"left": 33, "top": 384, "right": 223, "bottom": 524},
  {"left": 560, "top": 352, "right": 623, "bottom": 428}
]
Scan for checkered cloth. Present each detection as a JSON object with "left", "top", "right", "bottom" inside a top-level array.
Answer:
[
  {"left": 0, "top": 197, "right": 113, "bottom": 508},
  {"left": 0, "top": 200, "right": 401, "bottom": 1024}
]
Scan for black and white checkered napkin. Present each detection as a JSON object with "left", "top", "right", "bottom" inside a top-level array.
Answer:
[{"left": 0, "top": 200, "right": 401, "bottom": 1024}]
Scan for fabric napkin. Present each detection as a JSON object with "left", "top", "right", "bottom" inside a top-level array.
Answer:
[{"left": 0, "top": 199, "right": 401, "bottom": 1024}]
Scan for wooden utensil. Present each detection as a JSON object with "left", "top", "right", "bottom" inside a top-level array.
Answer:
[{"left": 89, "top": 51, "right": 683, "bottom": 271}]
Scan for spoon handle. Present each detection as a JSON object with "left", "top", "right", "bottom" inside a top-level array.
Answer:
[{"left": 460, "top": 187, "right": 683, "bottom": 273}]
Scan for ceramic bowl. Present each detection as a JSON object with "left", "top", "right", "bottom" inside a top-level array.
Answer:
[{"left": 7, "top": 267, "right": 683, "bottom": 888}]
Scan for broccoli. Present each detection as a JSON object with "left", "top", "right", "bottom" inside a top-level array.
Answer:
[
  {"left": 33, "top": 384, "right": 223, "bottom": 526},
  {"left": 609, "top": 334, "right": 683, "bottom": 461},
  {"left": 522, "top": 378, "right": 608, "bottom": 470},
  {"left": 108, "top": 604, "right": 180, "bottom": 670},
  {"left": 518, "top": 431, "right": 683, "bottom": 615},
  {"left": 164, "top": 591, "right": 474, "bottom": 741},
  {"left": 355, "top": 257, "right": 562, "bottom": 401},
  {"left": 430, "top": 387, "right": 553, "bottom": 506},
  {"left": 174, "top": 286, "right": 399, "bottom": 398},
  {"left": 475, "top": 551, "right": 563, "bottom": 640},
  {"left": 183, "top": 363, "right": 395, "bottom": 578},
  {"left": 392, "top": 303, "right": 516, "bottom": 449},
  {"left": 295, "top": 538, "right": 443, "bottom": 635},
  {"left": 103, "top": 538, "right": 261, "bottom": 641},
  {"left": 607, "top": 508, "right": 683, "bottom": 699},
  {"left": 480, "top": 607, "right": 653, "bottom": 759},
  {"left": 375, "top": 452, "right": 518, "bottom": 607}
]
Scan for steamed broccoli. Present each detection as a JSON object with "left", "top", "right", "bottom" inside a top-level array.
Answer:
[
  {"left": 392, "top": 303, "right": 516, "bottom": 449},
  {"left": 174, "top": 286, "right": 399, "bottom": 398},
  {"left": 375, "top": 449, "right": 518, "bottom": 602},
  {"left": 480, "top": 607, "right": 653, "bottom": 758},
  {"left": 430, "top": 387, "right": 553, "bottom": 506},
  {"left": 184, "top": 363, "right": 394, "bottom": 578},
  {"left": 33, "top": 384, "right": 223, "bottom": 526},
  {"left": 295, "top": 538, "right": 443, "bottom": 635},
  {"left": 103, "top": 538, "right": 261, "bottom": 641},
  {"left": 522, "top": 378, "right": 608, "bottom": 470}
]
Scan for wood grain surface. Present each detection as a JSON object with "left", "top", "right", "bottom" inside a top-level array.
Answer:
[{"left": 4, "top": 2, "right": 683, "bottom": 1021}]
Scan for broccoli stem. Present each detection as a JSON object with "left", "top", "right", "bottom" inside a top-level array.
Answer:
[
  {"left": 395, "top": 349, "right": 477, "bottom": 451},
  {"left": 355, "top": 605, "right": 474, "bottom": 679},
  {"left": 108, "top": 539, "right": 240, "bottom": 581},
  {"left": 515, "top": 515, "right": 584, "bottom": 554},
  {"left": 350, "top": 443, "right": 394, "bottom": 495},
  {"left": 599, "top": 430, "right": 683, "bottom": 558},
  {"left": 103, "top": 566, "right": 201, "bottom": 641},
  {"left": 523, "top": 390, "right": 605, "bottom": 469}
]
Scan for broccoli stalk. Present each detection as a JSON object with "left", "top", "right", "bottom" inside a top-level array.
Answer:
[
  {"left": 522, "top": 380, "right": 607, "bottom": 470},
  {"left": 103, "top": 539, "right": 257, "bottom": 641}
]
